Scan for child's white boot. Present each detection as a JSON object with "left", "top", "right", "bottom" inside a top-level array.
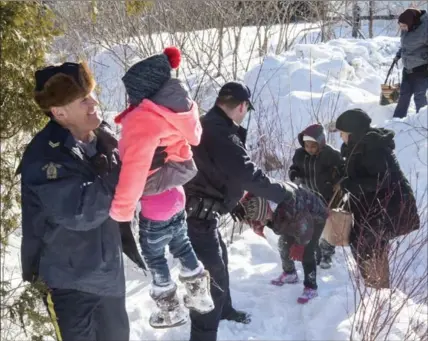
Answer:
[
  {"left": 149, "top": 282, "right": 188, "bottom": 329},
  {"left": 179, "top": 262, "right": 215, "bottom": 314}
]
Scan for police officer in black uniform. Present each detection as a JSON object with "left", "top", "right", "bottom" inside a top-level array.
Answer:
[{"left": 184, "top": 81, "right": 287, "bottom": 341}]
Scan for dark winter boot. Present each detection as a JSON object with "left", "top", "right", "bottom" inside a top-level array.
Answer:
[
  {"left": 320, "top": 254, "right": 333, "bottom": 269},
  {"left": 222, "top": 309, "right": 251, "bottom": 324},
  {"left": 149, "top": 283, "right": 188, "bottom": 329},
  {"left": 319, "top": 238, "right": 335, "bottom": 269},
  {"left": 179, "top": 268, "right": 214, "bottom": 314}
]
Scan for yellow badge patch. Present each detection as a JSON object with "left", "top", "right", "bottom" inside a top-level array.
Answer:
[{"left": 42, "top": 162, "right": 62, "bottom": 180}]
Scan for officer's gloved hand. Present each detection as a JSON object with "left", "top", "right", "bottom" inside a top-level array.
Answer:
[
  {"left": 230, "top": 202, "right": 247, "bottom": 222},
  {"left": 119, "top": 221, "right": 147, "bottom": 271},
  {"left": 150, "top": 146, "right": 167, "bottom": 171},
  {"left": 289, "top": 169, "right": 303, "bottom": 185},
  {"left": 293, "top": 178, "right": 302, "bottom": 186},
  {"left": 91, "top": 153, "right": 109, "bottom": 176},
  {"left": 95, "top": 124, "right": 118, "bottom": 153}
]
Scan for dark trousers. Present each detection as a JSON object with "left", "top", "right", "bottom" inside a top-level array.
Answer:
[
  {"left": 278, "top": 219, "right": 325, "bottom": 290},
  {"left": 43, "top": 288, "right": 129, "bottom": 341},
  {"left": 186, "top": 217, "right": 232, "bottom": 341},
  {"left": 393, "top": 69, "right": 428, "bottom": 118}
]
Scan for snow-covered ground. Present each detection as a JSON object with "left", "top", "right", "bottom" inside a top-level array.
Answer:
[
  {"left": 120, "top": 34, "right": 427, "bottom": 340},
  {"left": 4, "top": 15, "right": 427, "bottom": 341}
]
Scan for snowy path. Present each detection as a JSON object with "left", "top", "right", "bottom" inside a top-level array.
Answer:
[
  {"left": 77, "top": 30, "right": 428, "bottom": 341},
  {"left": 124, "top": 225, "right": 427, "bottom": 340},
  {"left": 124, "top": 228, "right": 359, "bottom": 341}
]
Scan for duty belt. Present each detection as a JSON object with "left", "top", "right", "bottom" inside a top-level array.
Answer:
[{"left": 185, "top": 196, "right": 227, "bottom": 220}]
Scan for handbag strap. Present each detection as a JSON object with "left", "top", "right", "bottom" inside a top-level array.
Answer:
[
  {"left": 384, "top": 59, "right": 397, "bottom": 84},
  {"left": 328, "top": 184, "right": 352, "bottom": 211},
  {"left": 328, "top": 186, "right": 343, "bottom": 209}
]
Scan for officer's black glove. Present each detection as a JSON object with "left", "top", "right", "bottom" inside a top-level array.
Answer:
[
  {"left": 288, "top": 169, "right": 300, "bottom": 182},
  {"left": 230, "top": 202, "right": 247, "bottom": 222},
  {"left": 91, "top": 153, "right": 109, "bottom": 176},
  {"left": 119, "top": 222, "right": 147, "bottom": 271},
  {"left": 150, "top": 146, "right": 167, "bottom": 171}
]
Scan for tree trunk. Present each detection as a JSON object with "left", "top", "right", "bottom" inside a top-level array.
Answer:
[
  {"left": 233, "top": 27, "right": 242, "bottom": 79},
  {"left": 351, "top": 2, "right": 361, "bottom": 39},
  {"left": 262, "top": 26, "right": 268, "bottom": 56},
  {"left": 217, "top": 19, "right": 224, "bottom": 78},
  {"left": 368, "top": 0, "right": 374, "bottom": 38}
]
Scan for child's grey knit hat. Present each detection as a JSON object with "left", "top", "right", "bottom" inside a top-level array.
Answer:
[{"left": 122, "top": 46, "right": 181, "bottom": 106}]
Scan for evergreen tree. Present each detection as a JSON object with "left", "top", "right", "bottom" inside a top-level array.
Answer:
[{"left": 0, "top": 2, "right": 60, "bottom": 340}]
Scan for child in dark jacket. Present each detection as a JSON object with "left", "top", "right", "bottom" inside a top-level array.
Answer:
[
  {"left": 241, "top": 182, "right": 329, "bottom": 304},
  {"left": 288, "top": 124, "right": 343, "bottom": 269}
]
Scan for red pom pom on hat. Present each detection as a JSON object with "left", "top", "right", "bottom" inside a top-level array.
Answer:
[{"left": 163, "top": 46, "right": 181, "bottom": 69}]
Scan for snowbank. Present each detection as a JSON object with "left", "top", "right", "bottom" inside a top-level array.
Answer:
[
  {"left": 4, "top": 15, "right": 427, "bottom": 341},
  {"left": 124, "top": 35, "right": 427, "bottom": 341},
  {"left": 244, "top": 35, "right": 426, "bottom": 191}
]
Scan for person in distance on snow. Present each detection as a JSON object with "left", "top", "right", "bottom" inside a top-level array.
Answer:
[
  {"left": 289, "top": 124, "right": 343, "bottom": 269},
  {"left": 19, "top": 61, "right": 153, "bottom": 341},
  {"left": 110, "top": 47, "right": 214, "bottom": 329},
  {"left": 335, "top": 109, "right": 420, "bottom": 289},
  {"left": 393, "top": 8, "right": 428, "bottom": 119},
  {"left": 241, "top": 182, "right": 329, "bottom": 304}
]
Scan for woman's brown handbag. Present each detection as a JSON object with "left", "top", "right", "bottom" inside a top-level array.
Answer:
[
  {"left": 321, "top": 188, "right": 353, "bottom": 247},
  {"left": 380, "top": 60, "right": 400, "bottom": 106}
]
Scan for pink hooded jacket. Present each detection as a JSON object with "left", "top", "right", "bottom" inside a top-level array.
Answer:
[{"left": 109, "top": 98, "right": 202, "bottom": 222}]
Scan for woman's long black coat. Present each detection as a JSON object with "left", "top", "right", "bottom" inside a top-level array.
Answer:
[{"left": 340, "top": 127, "right": 420, "bottom": 246}]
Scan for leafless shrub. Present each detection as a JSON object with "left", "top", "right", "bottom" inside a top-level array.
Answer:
[
  {"left": 341, "top": 181, "right": 427, "bottom": 341},
  {"left": 6, "top": 2, "right": 427, "bottom": 340}
]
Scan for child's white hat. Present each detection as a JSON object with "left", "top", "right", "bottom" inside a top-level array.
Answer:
[{"left": 303, "top": 135, "right": 318, "bottom": 143}]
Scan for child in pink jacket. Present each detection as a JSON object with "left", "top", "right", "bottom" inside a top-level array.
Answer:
[{"left": 109, "top": 47, "right": 214, "bottom": 329}]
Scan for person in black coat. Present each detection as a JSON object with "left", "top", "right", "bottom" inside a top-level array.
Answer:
[
  {"left": 184, "top": 82, "right": 288, "bottom": 341},
  {"left": 289, "top": 124, "right": 343, "bottom": 269},
  {"left": 335, "top": 109, "right": 420, "bottom": 289}
]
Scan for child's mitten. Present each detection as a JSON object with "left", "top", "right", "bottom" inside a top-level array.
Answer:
[{"left": 289, "top": 244, "right": 305, "bottom": 262}]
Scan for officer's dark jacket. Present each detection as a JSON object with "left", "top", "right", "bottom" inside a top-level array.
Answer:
[
  {"left": 18, "top": 120, "right": 143, "bottom": 296},
  {"left": 184, "top": 106, "right": 286, "bottom": 212}
]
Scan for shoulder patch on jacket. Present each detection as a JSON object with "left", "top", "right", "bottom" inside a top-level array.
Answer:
[{"left": 42, "top": 162, "right": 62, "bottom": 180}]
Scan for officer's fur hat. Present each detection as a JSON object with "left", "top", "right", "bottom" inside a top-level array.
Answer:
[{"left": 34, "top": 61, "right": 96, "bottom": 112}]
